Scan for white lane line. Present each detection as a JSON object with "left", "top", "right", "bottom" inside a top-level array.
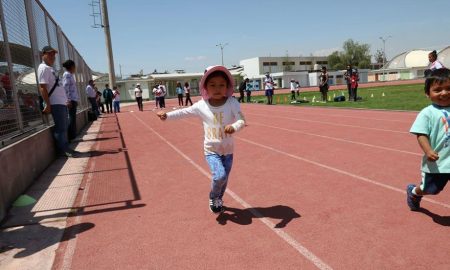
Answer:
[
  {"left": 246, "top": 112, "right": 409, "bottom": 134},
  {"left": 248, "top": 107, "right": 415, "bottom": 123},
  {"left": 236, "top": 137, "right": 450, "bottom": 210},
  {"left": 132, "top": 113, "right": 333, "bottom": 270},
  {"left": 250, "top": 122, "right": 421, "bottom": 156}
]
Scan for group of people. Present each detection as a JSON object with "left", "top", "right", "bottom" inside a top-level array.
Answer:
[
  {"left": 174, "top": 81, "right": 193, "bottom": 107},
  {"left": 344, "top": 65, "right": 359, "bottom": 101},
  {"left": 37, "top": 45, "right": 122, "bottom": 158},
  {"left": 237, "top": 78, "right": 252, "bottom": 103}
]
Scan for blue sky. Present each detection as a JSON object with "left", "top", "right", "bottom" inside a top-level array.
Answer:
[{"left": 40, "top": 0, "right": 450, "bottom": 76}]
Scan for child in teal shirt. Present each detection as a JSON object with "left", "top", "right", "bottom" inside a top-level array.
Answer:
[{"left": 407, "top": 68, "right": 450, "bottom": 211}]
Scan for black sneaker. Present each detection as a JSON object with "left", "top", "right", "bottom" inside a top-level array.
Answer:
[
  {"left": 406, "top": 184, "right": 422, "bottom": 211},
  {"left": 209, "top": 198, "right": 223, "bottom": 214},
  {"left": 58, "top": 151, "right": 73, "bottom": 158}
]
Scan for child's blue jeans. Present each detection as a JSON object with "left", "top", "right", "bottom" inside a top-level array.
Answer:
[{"left": 205, "top": 154, "right": 233, "bottom": 200}]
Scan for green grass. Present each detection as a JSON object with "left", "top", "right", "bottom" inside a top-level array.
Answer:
[{"left": 251, "top": 83, "right": 431, "bottom": 111}]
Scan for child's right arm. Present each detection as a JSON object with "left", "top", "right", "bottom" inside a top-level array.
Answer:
[
  {"left": 417, "top": 134, "right": 439, "bottom": 161},
  {"left": 156, "top": 103, "right": 199, "bottom": 121}
]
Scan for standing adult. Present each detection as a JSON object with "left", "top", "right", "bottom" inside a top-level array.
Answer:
[
  {"left": 428, "top": 50, "right": 445, "bottom": 71},
  {"left": 184, "top": 81, "right": 193, "bottom": 106},
  {"left": 62, "top": 60, "right": 79, "bottom": 142},
  {"left": 344, "top": 64, "right": 353, "bottom": 101},
  {"left": 319, "top": 66, "right": 329, "bottom": 102},
  {"left": 158, "top": 84, "right": 166, "bottom": 108},
  {"left": 264, "top": 72, "right": 275, "bottom": 105},
  {"left": 175, "top": 81, "right": 184, "bottom": 107},
  {"left": 238, "top": 78, "right": 247, "bottom": 103},
  {"left": 245, "top": 79, "right": 252, "bottom": 103},
  {"left": 152, "top": 84, "right": 161, "bottom": 109},
  {"left": 103, "top": 84, "right": 113, "bottom": 113},
  {"left": 86, "top": 80, "right": 99, "bottom": 116},
  {"left": 351, "top": 68, "right": 359, "bottom": 101},
  {"left": 38, "top": 46, "right": 75, "bottom": 158},
  {"left": 95, "top": 86, "right": 104, "bottom": 114},
  {"left": 112, "top": 86, "right": 121, "bottom": 113},
  {"left": 134, "top": 83, "right": 143, "bottom": 111}
]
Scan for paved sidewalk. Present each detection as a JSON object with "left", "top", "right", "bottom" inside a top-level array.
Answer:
[{"left": 0, "top": 117, "right": 102, "bottom": 270}]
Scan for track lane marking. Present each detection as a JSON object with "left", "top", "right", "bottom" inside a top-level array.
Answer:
[{"left": 132, "top": 113, "right": 333, "bottom": 270}]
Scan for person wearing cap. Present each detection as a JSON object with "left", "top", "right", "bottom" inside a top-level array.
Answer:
[
  {"left": 134, "top": 83, "right": 143, "bottom": 111},
  {"left": 156, "top": 65, "right": 246, "bottom": 214},
  {"left": 264, "top": 72, "right": 275, "bottom": 105},
  {"left": 38, "top": 46, "right": 76, "bottom": 158}
]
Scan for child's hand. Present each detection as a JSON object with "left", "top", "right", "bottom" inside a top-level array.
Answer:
[
  {"left": 426, "top": 150, "right": 439, "bottom": 161},
  {"left": 157, "top": 111, "right": 167, "bottom": 120},
  {"left": 224, "top": 125, "right": 235, "bottom": 134}
]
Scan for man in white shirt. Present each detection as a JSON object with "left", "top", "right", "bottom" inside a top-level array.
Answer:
[
  {"left": 37, "top": 46, "right": 75, "bottom": 157},
  {"left": 264, "top": 72, "right": 275, "bottom": 105},
  {"left": 134, "top": 83, "right": 143, "bottom": 111},
  {"left": 86, "top": 80, "right": 99, "bottom": 116}
]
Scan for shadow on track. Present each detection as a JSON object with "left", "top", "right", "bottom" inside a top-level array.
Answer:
[{"left": 216, "top": 205, "right": 301, "bottom": 228}]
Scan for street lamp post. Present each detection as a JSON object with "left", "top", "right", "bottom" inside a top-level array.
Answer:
[
  {"left": 216, "top": 43, "right": 228, "bottom": 66},
  {"left": 379, "top": 35, "right": 392, "bottom": 81}
]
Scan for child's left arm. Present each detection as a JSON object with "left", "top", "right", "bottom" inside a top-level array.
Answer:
[{"left": 224, "top": 102, "right": 246, "bottom": 134}]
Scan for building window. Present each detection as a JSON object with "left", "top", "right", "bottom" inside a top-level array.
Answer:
[
  {"left": 316, "top": 61, "right": 328, "bottom": 65},
  {"left": 300, "top": 61, "right": 312, "bottom": 65},
  {"left": 282, "top": 62, "right": 295, "bottom": 66},
  {"left": 263, "top": 62, "right": 278, "bottom": 66}
]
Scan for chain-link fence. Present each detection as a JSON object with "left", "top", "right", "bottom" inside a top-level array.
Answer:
[{"left": 0, "top": 0, "right": 92, "bottom": 148}]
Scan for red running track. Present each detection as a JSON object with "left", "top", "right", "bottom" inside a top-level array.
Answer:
[{"left": 53, "top": 98, "right": 449, "bottom": 270}]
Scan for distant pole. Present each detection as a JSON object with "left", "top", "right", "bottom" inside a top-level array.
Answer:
[
  {"left": 100, "top": 0, "right": 116, "bottom": 87},
  {"left": 379, "top": 35, "right": 392, "bottom": 81},
  {"left": 216, "top": 43, "right": 228, "bottom": 66}
]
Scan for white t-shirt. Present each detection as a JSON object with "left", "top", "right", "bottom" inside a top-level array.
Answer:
[
  {"left": 86, "top": 85, "right": 96, "bottom": 98},
  {"left": 264, "top": 76, "right": 274, "bottom": 90},
  {"left": 166, "top": 97, "right": 245, "bottom": 155},
  {"left": 38, "top": 62, "right": 67, "bottom": 105},
  {"left": 113, "top": 90, "right": 120, "bottom": 101},
  {"left": 184, "top": 86, "right": 190, "bottom": 94},
  {"left": 134, "top": 87, "right": 142, "bottom": 98},
  {"left": 152, "top": 87, "right": 162, "bottom": 97},
  {"left": 159, "top": 85, "right": 167, "bottom": 97},
  {"left": 290, "top": 81, "right": 296, "bottom": 91}
]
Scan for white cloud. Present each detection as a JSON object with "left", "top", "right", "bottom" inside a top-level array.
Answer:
[
  {"left": 312, "top": 47, "right": 341, "bottom": 56},
  {"left": 184, "top": 56, "right": 207, "bottom": 61}
]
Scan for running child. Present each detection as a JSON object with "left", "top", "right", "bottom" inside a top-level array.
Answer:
[
  {"left": 157, "top": 66, "right": 246, "bottom": 214},
  {"left": 407, "top": 68, "right": 450, "bottom": 211}
]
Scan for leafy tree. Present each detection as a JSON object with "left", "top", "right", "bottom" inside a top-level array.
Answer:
[
  {"left": 327, "top": 39, "right": 372, "bottom": 69},
  {"left": 374, "top": 49, "right": 386, "bottom": 64}
]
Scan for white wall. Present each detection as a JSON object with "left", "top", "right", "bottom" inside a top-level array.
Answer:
[{"left": 240, "top": 58, "right": 261, "bottom": 78}]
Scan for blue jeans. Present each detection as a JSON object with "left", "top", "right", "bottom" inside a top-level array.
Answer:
[
  {"left": 113, "top": 100, "right": 120, "bottom": 112},
  {"left": 51, "top": 104, "right": 69, "bottom": 153},
  {"left": 205, "top": 154, "right": 233, "bottom": 199}
]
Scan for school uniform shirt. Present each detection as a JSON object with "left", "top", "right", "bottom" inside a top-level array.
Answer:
[
  {"left": 264, "top": 76, "right": 274, "bottom": 90},
  {"left": 410, "top": 104, "right": 450, "bottom": 173},
  {"left": 134, "top": 87, "right": 142, "bottom": 98},
  {"left": 86, "top": 85, "right": 96, "bottom": 98},
  {"left": 38, "top": 62, "right": 67, "bottom": 105},
  {"left": 63, "top": 71, "right": 79, "bottom": 102},
  {"left": 166, "top": 97, "right": 245, "bottom": 155}
]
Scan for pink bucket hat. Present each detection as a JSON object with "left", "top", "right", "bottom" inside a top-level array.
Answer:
[{"left": 199, "top": 65, "right": 234, "bottom": 100}]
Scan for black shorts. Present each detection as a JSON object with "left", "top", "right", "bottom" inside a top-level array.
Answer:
[{"left": 420, "top": 173, "right": 450, "bottom": 194}]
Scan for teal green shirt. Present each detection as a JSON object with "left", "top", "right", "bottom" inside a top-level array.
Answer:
[{"left": 410, "top": 104, "right": 450, "bottom": 173}]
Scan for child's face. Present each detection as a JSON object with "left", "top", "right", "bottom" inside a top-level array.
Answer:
[
  {"left": 206, "top": 76, "right": 228, "bottom": 100},
  {"left": 428, "top": 80, "right": 450, "bottom": 107}
]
